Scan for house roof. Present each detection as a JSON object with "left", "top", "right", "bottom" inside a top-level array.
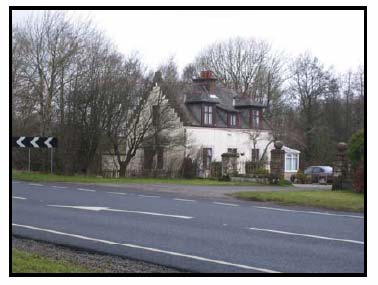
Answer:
[
  {"left": 283, "top": 146, "right": 301, "bottom": 154},
  {"left": 158, "top": 75, "right": 268, "bottom": 127}
]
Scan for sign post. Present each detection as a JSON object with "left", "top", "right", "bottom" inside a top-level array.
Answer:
[
  {"left": 12, "top": 137, "right": 58, "bottom": 173},
  {"left": 51, "top": 148, "right": 53, "bottom": 174},
  {"left": 28, "top": 149, "right": 31, "bottom": 172}
]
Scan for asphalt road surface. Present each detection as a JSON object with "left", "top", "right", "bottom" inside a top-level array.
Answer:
[{"left": 11, "top": 180, "right": 365, "bottom": 273}]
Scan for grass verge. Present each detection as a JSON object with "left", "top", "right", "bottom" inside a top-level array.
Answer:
[
  {"left": 231, "top": 190, "right": 364, "bottom": 212},
  {"left": 12, "top": 249, "right": 97, "bottom": 273},
  {"left": 12, "top": 170, "right": 269, "bottom": 186}
]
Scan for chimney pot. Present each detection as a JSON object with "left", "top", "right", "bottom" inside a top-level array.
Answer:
[{"left": 200, "top": 70, "right": 214, "bottom": 79}]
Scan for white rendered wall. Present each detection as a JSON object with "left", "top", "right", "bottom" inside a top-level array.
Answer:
[{"left": 185, "top": 126, "right": 275, "bottom": 174}]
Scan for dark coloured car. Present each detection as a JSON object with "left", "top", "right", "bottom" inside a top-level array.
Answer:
[{"left": 304, "top": 166, "right": 333, "bottom": 184}]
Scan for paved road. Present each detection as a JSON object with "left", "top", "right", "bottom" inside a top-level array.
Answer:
[{"left": 11, "top": 180, "right": 364, "bottom": 273}]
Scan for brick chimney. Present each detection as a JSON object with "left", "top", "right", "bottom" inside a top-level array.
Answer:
[{"left": 195, "top": 70, "right": 217, "bottom": 94}]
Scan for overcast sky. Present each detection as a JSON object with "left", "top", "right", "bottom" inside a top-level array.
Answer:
[{"left": 12, "top": 10, "right": 364, "bottom": 74}]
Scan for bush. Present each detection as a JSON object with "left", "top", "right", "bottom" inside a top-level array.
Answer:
[
  {"left": 347, "top": 129, "right": 365, "bottom": 192},
  {"left": 245, "top": 161, "right": 266, "bottom": 174},
  {"left": 254, "top": 168, "right": 269, "bottom": 177},
  {"left": 219, "top": 174, "right": 231, "bottom": 181},
  {"left": 347, "top": 129, "right": 364, "bottom": 169},
  {"left": 210, "top": 161, "right": 222, "bottom": 179},
  {"left": 294, "top": 170, "right": 310, "bottom": 184},
  {"left": 180, "top": 157, "right": 195, "bottom": 179}
]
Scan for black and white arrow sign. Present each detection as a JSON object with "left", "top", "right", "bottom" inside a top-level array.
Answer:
[{"left": 12, "top": 137, "right": 58, "bottom": 148}]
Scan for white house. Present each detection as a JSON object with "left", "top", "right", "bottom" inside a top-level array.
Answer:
[{"left": 102, "top": 71, "right": 300, "bottom": 179}]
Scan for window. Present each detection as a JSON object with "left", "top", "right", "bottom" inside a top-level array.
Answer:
[
  {"left": 203, "top": 105, "right": 213, "bottom": 125},
  {"left": 144, "top": 147, "right": 154, "bottom": 170},
  {"left": 251, "top": 110, "right": 260, "bottom": 129},
  {"left": 203, "top": 148, "right": 212, "bottom": 169},
  {"left": 252, "top": 148, "right": 260, "bottom": 162},
  {"left": 285, "top": 153, "right": 299, "bottom": 172},
  {"left": 227, "top": 148, "right": 237, "bottom": 155},
  {"left": 312, "top": 167, "right": 323, "bottom": 174},
  {"left": 152, "top": 105, "right": 160, "bottom": 126},
  {"left": 229, "top": 113, "right": 237, "bottom": 127}
]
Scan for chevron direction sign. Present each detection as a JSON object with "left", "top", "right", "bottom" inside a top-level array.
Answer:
[{"left": 12, "top": 137, "right": 58, "bottom": 148}]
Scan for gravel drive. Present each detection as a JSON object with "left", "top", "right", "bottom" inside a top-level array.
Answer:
[{"left": 12, "top": 236, "right": 185, "bottom": 273}]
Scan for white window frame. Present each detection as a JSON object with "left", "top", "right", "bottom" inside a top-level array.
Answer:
[
  {"left": 285, "top": 153, "right": 299, "bottom": 172},
  {"left": 204, "top": 105, "right": 213, "bottom": 125},
  {"left": 252, "top": 110, "right": 260, "bottom": 128},
  {"left": 230, "top": 113, "right": 236, "bottom": 126}
]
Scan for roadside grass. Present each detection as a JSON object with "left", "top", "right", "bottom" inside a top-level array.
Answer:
[
  {"left": 231, "top": 190, "right": 364, "bottom": 212},
  {"left": 12, "top": 170, "right": 272, "bottom": 186},
  {"left": 12, "top": 249, "right": 97, "bottom": 273}
]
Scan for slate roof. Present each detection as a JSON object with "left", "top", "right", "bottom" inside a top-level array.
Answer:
[{"left": 160, "top": 78, "right": 267, "bottom": 127}]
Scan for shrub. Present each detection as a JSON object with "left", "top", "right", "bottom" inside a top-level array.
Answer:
[
  {"left": 254, "top": 168, "right": 269, "bottom": 177},
  {"left": 180, "top": 157, "right": 195, "bottom": 179},
  {"left": 268, "top": 173, "right": 279, "bottom": 184},
  {"left": 294, "top": 170, "right": 310, "bottom": 184},
  {"left": 347, "top": 129, "right": 364, "bottom": 169},
  {"left": 219, "top": 174, "right": 231, "bottom": 181},
  {"left": 210, "top": 161, "right": 222, "bottom": 179},
  {"left": 347, "top": 129, "right": 365, "bottom": 192},
  {"left": 290, "top": 174, "right": 296, "bottom": 183}
]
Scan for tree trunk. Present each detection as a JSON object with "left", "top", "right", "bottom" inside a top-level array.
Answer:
[{"left": 119, "top": 161, "right": 127, "bottom": 178}]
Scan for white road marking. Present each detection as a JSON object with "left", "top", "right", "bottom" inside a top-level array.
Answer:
[
  {"left": 248, "top": 227, "right": 364, "bottom": 245},
  {"left": 107, "top": 192, "right": 127, "bottom": 195},
  {"left": 12, "top": 181, "right": 20, "bottom": 184},
  {"left": 173, "top": 198, "right": 196, "bottom": 202},
  {"left": 77, "top": 188, "right": 96, "bottom": 192},
  {"left": 253, "top": 206, "right": 364, "bottom": 219},
  {"left": 48, "top": 205, "right": 193, "bottom": 219},
  {"left": 13, "top": 223, "right": 117, "bottom": 245},
  {"left": 213, "top": 202, "right": 239, "bottom": 207},
  {"left": 29, "top": 183, "right": 43, "bottom": 186},
  {"left": 138, "top": 195, "right": 160, "bottom": 198},
  {"left": 12, "top": 223, "right": 279, "bottom": 273},
  {"left": 12, "top": 196, "right": 26, "bottom": 200},
  {"left": 52, "top": 186, "right": 67, "bottom": 189}
]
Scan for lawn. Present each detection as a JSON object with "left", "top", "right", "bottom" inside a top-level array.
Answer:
[
  {"left": 231, "top": 190, "right": 364, "bottom": 212},
  {"left": 12, "top": 249, "right": 97, "bottom": 273},
  {"left": 12, "top": 170, "right": 267, "bottom": 186}
]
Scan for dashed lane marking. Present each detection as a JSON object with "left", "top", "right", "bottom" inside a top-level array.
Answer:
[
  {"left": 173, "top": 198, "right": 196, "bottom": 202},
  {"left": 253, "top": 206, "right": 364, "bottom": 219},
  {"left": 138, "top": 194, "right": 160, "bottom": 198},
  {"left": 29, "top": 183, "right": 43, "bottom": 186},
  {"left": 107, "top": 192, "right": 127, "bottom": 195},
  {"left": 213, "top": 202, "right": 239, "bottom": 207},
  {"left": 248, "top": 227, "right": 364, "bottom": 245},
  {"left": 77, "top": 188, "right": 96, "bottom": 192},
  {"left": 52, "top": 186, "right": 67, "bottom": 189},
  {"left": 12, "top": 196, "right": 27, "bottom": 200}
]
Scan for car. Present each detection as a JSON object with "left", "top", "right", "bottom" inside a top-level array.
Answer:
[{"left": 304, "top": 166, "right": 333, "bottom": 184}]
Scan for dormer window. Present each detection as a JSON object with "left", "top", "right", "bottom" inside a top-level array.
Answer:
[
  {"left": 251, "top": 109, "right": 260, "bottom": 129},
  {"left": 203, "top": 105, "right": 213, "bottom": 125},
  {"left": 229, "top": 113, "right": 237, "bottom": 127}
]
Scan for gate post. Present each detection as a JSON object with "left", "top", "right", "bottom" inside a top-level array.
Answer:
[{"left": 270, "top": 141, "right": 285, "bottom": 181}]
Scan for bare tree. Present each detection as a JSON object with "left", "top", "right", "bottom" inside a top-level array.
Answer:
[
  {"left": 195, "top": 37, "right": 271, "bottom": 99},
  {"left": 289, "top": 53, "right": 334, "bottom": 164}
]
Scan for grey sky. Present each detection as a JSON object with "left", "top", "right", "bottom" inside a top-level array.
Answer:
[{"left": 12, "top": 10, "right": 364, "bottom": 74}]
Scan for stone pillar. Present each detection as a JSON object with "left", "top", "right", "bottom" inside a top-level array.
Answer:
[
  {"left": 332, "top": 142, "right": 352, "bottom": 190},
  {"left": 221, "top": 152, "right": 239, "bottom": 176},
  {"left": 270, "top": 141, "right": 285, "bottom": 180}
]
